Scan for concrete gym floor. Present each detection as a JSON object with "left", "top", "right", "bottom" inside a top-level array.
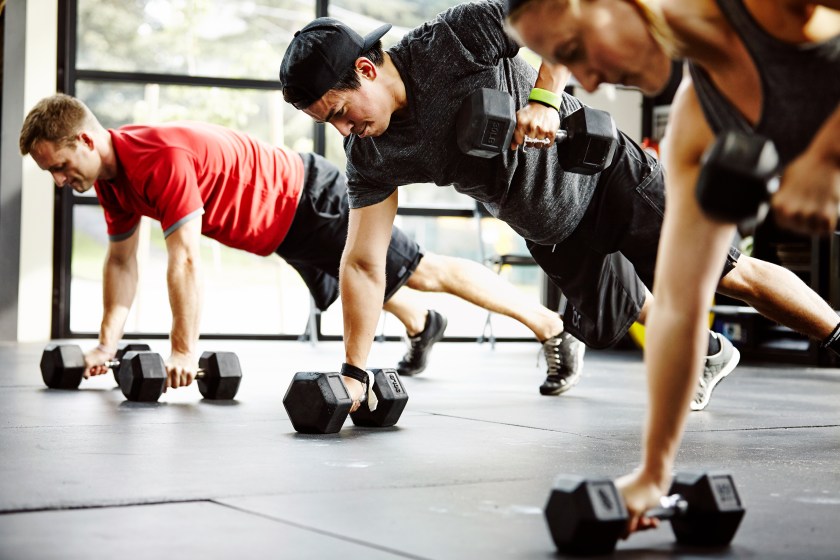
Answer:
[{"left": 0, "top": 339, "right": 838, "bottom": 559}]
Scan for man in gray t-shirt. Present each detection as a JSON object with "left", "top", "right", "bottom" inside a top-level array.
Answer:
[{"left": 278, "top": 0, "right": 838, "bottom": 413}]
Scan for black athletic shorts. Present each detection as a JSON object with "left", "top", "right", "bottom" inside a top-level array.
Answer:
[
  {"left": 528, "top": 159, "right": 740, "bottom": 349},
  {"left": 275, "top": 153, "right": 423, "bottom": 312}
]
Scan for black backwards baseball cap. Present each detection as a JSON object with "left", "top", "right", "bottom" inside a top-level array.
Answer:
[
  {"left": 505, "top": 0, "right": 532, "bottom": 15},
  {"left": 279, "top": 18, "right": 392, "bottom": 110}
]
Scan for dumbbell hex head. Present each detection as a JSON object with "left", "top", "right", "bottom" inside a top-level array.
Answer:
[
  {"left": 544, "top": 475, "right": 628, "bottom": 556},
  {"left": 668, "top": 471, "right": 745, "bottom": 546},
  {"left": 350, "top": 368, "right": 408, "bottom": 428},
  {"left": 40, "top": 344, "right": 86, "bottom": 389},
  {"left": 558, "top": 107, "right": 618, "bottom": 175},
  {"left": 112, "top": 342, "right": 153, "bottom": 384},
  {"left": 283, "top": 371, "right": 353, "bottom": 434},
  {"left": 455, "top": 88, "right": 516, "bottom": 158},
  {"left": 118, "top": 351, "right": 167, "bottom": 402},
  {"left": 197, "top": 351, "right": 242, "bottom": 400},
  {"left": 696, "top": 131, "right": 779, "bottom": 224}
]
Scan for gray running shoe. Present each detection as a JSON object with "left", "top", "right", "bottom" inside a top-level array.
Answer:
[
  {"left": 397, "top": 310, "right": 448, "bottom": 377},
  {"left": 539, "top": 331, "right": 586, "bottom": 396},
  {"left": 692, "top": 334, "right": 740, "bottom": 411}
]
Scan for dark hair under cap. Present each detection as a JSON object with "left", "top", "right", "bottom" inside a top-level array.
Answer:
[
  {"left": 505, "top": 0, "right": 533, "bottom": 14},
  {"left": 279, "top": 18, "right": 391, "bottom": 110}
]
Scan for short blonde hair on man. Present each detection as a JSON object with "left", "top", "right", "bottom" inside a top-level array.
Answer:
[{"left": 19, "top": 94, "right": 99, "bottom": 156}]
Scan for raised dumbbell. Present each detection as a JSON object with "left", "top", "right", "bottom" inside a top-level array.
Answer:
[
  {"left": 282, "top": 368, "right": 408, "bottom": 434},
  {"left": 545, "top": 471, "right": 745, "bottom": 555},
  {"left": 455, "top": 87, "right": 619, "bottom": 174},
  {"left": 695, "top": 130, "right": 780, "bottom": 229},
  {"left": 117, "top": 350, "right": 243, "bottom": 402},
  {"left": 40, "top": 341, "right": 152, "bottom": 389}
]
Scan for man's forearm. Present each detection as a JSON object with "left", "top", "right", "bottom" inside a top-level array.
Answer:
[
  {"left": 167, "top": 255, "right": 202, "bottom": 356},
  {"left": 534, "top": 61, "right": 571, "bottom": 96},
  {"left": 809, "top": 102, "right": 840, "bottom": 165},
  {"left": 99, "top": 256, "right": 138, "bottom": 351},
  {"left": 340, "top": 263, "right": 386, "bottom": 368}
]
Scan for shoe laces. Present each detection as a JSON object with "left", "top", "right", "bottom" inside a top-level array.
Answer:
[
  {"left": 540, "top": 336, "right": 563, "bottom": 376},
  {"left": 402, "top": 334, "right": 424, "bottom": 364}
]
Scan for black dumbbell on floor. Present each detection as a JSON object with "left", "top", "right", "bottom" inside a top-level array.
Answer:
[
  {"left": 117, "top": 350, "right": 243, "bottom": 402},
  {"left": 283, "top": 368, "right": 408, "bottom": 434},
  {"left": 112, "top": 343, "right": 153, "bottom": 384},
  {"left": 695, "top": 130, "right": 780, "bottom": 229},
  {"left": 456, "top": 88, "right": 619, "bottom": 174},
  {"left": 40, "top": 341, "right": 152, "bottom": 389},
  {"left": 545, "top": 471, "right": 745, "bottom": 555}
]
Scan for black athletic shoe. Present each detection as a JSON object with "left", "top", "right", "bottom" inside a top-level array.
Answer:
[
  {"left": 396, "top": 310, "right": 448, "bottom": 377},
  {"left": 539, "top": 331, "right": 586, "bottom": 396}
]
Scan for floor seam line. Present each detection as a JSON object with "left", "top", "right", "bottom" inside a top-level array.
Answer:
[{"left": 210, "top": 500, "right": 435, "bottom": 560}]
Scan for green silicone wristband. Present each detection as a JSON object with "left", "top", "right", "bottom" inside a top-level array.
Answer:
[{"left": 528, "top": 87, "right": 561, "bottom": 111}]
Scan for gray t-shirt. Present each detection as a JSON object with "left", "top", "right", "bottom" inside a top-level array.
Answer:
[{"left": 344, "top": 0, "right": 598, "bottom": 244}]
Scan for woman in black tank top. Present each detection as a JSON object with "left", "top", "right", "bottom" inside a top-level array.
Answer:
[{"left": 506, "top": 0, "right": 840, "bottom": 537}]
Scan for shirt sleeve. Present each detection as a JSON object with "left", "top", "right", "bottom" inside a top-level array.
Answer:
[
  {"left": 439, "top": 0, "right": 520, "bottom": 66},
  {"left": 95, "top": 182, "right": 142, "bottom": 242},
  {"left": 143, "top": 147, "right": 205, "bottom": 236},
  {"left": 344, "top": 155, "right": 397, "bottom": 209}
]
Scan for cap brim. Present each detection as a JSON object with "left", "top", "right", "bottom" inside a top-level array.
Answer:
[{"left": 363, "top": 23, "right": 392, "bottom": 50}]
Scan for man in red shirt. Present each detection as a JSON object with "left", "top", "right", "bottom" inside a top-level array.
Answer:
[{"left": 19, "top": 94, "right": 575, "bottom": 391}]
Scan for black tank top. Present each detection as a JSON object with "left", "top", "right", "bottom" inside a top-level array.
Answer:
[{"left": 688, "top": 0, "right": 840, "bottom": 165}]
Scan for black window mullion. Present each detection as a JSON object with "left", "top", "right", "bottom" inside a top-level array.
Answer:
[{"left": 53, "top": 0, "right": 78, "bottom": 339}]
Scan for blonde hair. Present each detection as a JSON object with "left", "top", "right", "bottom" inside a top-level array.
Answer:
[
  {"left": 507, "top": 0, "right": 681, "bottom": 59},
  {"left": 19, "top": 94, "right": 100, "bottom": 156}
]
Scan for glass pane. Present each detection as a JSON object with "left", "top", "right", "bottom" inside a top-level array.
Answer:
[
  {"left": 70, "top": 207, "right": 313, "bottom": 336},
  {"left": 329, "top": 0, "right": 463, "bottom": 32},
  {"left": 77, "top": 0, "right": 315, "bottom": 81},
  {"left": 75, "top": 81, "right": 311, "bottom": 152}
]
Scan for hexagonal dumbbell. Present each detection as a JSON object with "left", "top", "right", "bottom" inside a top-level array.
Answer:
[
  {"left": 111, "top": 343, "right": 153, "bottom": 384},
  {"left": 544, "top": 471, "right": 745, "bottom": 555},
  {"left": 282, "top": 368, "right": 409, "bottom": 434},
  {"left": 456, "top": 87, "right": 619, "bottom": 175},
  {"left": 118, "top": 350, "right": 242, "bottom": 402},
  {"left": 40, "top": 342, "right": 152, "bottom": 390},
  {"left": 695, "top": 130, "right": 780, "bottom": 230}
]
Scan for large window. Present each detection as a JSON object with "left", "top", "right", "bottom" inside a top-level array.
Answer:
[{"left": 58, "top": 0, "right": 540, "bottom": 342}]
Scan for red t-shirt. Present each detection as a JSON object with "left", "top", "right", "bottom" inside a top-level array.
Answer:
[{"left": 95, "top": 123, "right": 304, "bottom": 256}]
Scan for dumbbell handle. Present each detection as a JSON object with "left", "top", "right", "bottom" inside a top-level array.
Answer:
[
  {"left": 642, "top": 494, "right": 689, "bottom": 520},
  {"left": 101, "top": 358, "right": 207, "bottom": 377},
  {"left": 524, "top": 129, "right": 569, "bottom": 147}
]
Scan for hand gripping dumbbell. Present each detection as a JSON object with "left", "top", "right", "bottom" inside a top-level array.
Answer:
[
  {"left": 283, "top": 368, "right": 409, "bottom": 434},
  {"left": 455, "top": 87, "right": 619, "bottom": 175},
  {"left": 117, "top": 350, "right": 243, "bottom": 402},
  {"left": 40, "top": 341, "right": 152, "bottom": 389},
  {"left": 545, "top": 471, "right": 745, "bottom": 555},
  {"left": 695, "top": 130, "right": 780, "bottom": 228}
]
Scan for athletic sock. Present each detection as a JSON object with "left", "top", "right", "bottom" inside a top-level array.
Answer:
[{"left": 820, "top": 321, "right": 840, "bottom": 357}]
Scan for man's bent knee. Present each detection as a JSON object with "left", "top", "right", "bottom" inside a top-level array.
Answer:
[{"left": 405, "top": 253, "right": 444, "bottom": 292}]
